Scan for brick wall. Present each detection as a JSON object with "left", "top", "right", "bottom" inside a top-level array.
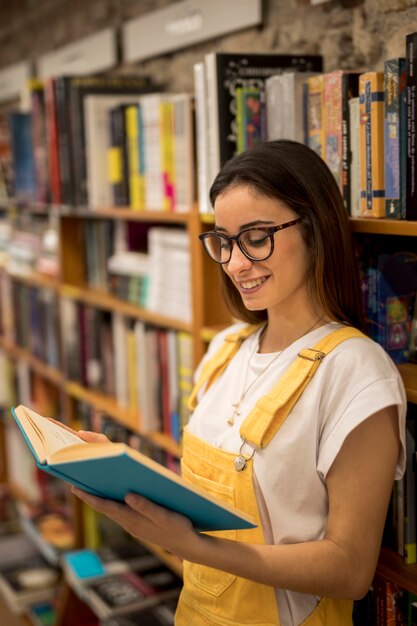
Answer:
[{"left": 0, "top": 0, "right": 416, "bottom": 96}]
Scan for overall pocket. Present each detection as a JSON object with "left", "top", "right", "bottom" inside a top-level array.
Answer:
[{"left": 181, "top": 461, "right": 237, "bottom": 597}]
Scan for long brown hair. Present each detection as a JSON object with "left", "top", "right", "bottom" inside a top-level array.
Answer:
[{"left": 209, "top": 140, "right": 367, "bottom": 332}]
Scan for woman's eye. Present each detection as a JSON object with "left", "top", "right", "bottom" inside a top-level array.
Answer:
[{"left": 246, "top": 232, "right": 268, "bottom": 246}]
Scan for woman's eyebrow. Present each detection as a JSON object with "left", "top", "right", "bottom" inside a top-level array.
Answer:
[{"left": 214, "top": 220, "right": 276, "bottom": 233}]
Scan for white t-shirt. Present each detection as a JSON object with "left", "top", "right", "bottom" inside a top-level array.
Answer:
[{"left": 187, "top": 322, "right": 407, "bottom": 626}]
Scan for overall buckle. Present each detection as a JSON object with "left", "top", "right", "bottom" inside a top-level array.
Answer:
[{"left": 298, "top": 348, "right": 326, "bottom": 362}]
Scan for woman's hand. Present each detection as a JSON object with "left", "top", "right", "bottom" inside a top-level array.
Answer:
[
  {"left": 71, "top": 488, "right": 199, "bottom": 560},
  {"left": 46, "top": 418, "right": 110, "bottom": 444},
  {"left": 76, "top": 430, "right": 110, "bottom": 444}
]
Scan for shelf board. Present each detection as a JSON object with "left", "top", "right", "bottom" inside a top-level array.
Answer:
[
  {"left": 350, "top": 217, "right": 417, "bottom": 236},
  {"left": 0, "top": 337, "right": 64, "bottom": 386},
  {"left": 2, "top": 199, "right": 197, "bottom": 222},
  {"left": 377, "top": 547, "right": 417, "bottom": 594},
  {"left": 200, "top": 324, "right": 228, "bottom": 343},
  {"left": 60, "top": 285, "right": 193, "bottom": 333},
  {"left": 5, "top": 270, "right": 60, "bottom": 290},
  {"left": 61, "top": 207, "right": 192, "bottom": 223},
  {"left": 65, "top": 382, "right": 181, "bottom": 458}
]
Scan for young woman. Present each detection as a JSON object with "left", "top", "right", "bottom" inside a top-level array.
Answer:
[{"left": 74, "top": 140, "right": 406, "bottom": 626}]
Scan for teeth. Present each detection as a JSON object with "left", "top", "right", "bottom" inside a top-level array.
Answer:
[{"left": 240, "top": 277, "right": 265, "bottom": 289}]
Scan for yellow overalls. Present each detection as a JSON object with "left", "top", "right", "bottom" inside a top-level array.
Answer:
[{"left": 176, "top": 325, "right": 365, "bottom": 626}]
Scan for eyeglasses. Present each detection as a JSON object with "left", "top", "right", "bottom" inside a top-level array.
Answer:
[{"left": 199, "top": 217, "right": 304, "bottom": 264}]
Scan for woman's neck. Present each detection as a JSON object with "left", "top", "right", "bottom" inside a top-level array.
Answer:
[{"left": 258, "top": 313, "right": 330, "bottom": 353}]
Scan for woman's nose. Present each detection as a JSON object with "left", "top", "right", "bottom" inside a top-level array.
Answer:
[{"left": 226, "top": 243, "right": 253, "bottom": 274}]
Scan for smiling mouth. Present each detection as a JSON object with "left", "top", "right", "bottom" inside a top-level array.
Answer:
[{"left": 239, "top": 276, "right": 268, "bottom": 290}]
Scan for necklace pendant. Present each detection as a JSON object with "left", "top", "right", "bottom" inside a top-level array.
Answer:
[
  {"left": 234, "top": 455, "right": 247, "bottom": 472},
  {"left": 227, "top": 417, "right": 234, "bottom": 426}
]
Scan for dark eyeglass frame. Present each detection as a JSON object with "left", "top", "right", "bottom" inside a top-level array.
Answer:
[{"left": 199, "top": 217, "right": 304, "bottom": 264}]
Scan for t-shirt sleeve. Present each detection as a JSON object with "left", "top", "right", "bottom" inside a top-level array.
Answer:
[{"left": 316, "top": 342, "right": 407, "bottom": 481}]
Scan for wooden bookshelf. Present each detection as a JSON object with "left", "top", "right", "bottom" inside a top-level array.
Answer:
[
  {"left": 60, "top": 206, "right": 194, "bottom": 224},
  {"left": 377, "top": 548, "right": 417, "bottom": 595},
  {"left": 350, "top": 217, "right": 417, "bottom": 236},
  {"left": 0, "top": 337, "right": 64, "bottom": 387},
  {"left": 60, "top": 284, "right": 193, "bottom": 333},
  {"left": 64, "top": 382, "right": 182, "bottom": 457}
]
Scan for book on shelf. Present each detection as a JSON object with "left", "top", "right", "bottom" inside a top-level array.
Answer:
[
  {"left": 0, "top": 542, "right": 60, "bottom": 615},
  {"left": 406, "top": 31, "right": 417, "bottom": 220},
  {"left": 384, "top": 57, "right": 407, "bottom": 219},
  {"left": 348, "top": 97, "right": 361, "bottom": 217},
  {"left": 236, "top": 86, "right": 264, "bottom": 153},
  {"left": 265, "top": 71, "right": 318, "bottom": 144},
  {"left": 305, "top": 74, "right": 325, "bottom": 159},
  {"left": 0, "top": 113, "right": 14, "bottom": 201},
  {"left": 322, "top": 69, "right": 360, "bottom": 212},
  {"left": 27, "top": 601, "right": 58, "bottom": 626},
  {"left": 125, "top": 103, "right": 145, "bottom": 211},
  {"left": 29, "top": 79, "right": 51, "bottom": 204},
  {"left": 197, "top": 52, "right": 323, "bottom": 213},
  {"left": 365, "top": 250, "right": 417, "bottom": 363},
  {"left": 54, "top": 74, "right": 154, "bottom": 207},
  {"left": 99, "top": 596, "right": 178, "bottom": 625},
  {"left": 77, "top": 562, "right": 181, "bottom": 620},
  {"left": 109, "top": 103, "right": 131, "bottom": 208},
  {"left": 409, "top": 291, "right": 417, "bottom": 363},
  {"left": 9, "top": 111, "right": 37, "bottom": 201},
  {"left": 44, "top": 78, "right": 61, "bottom": 205},
  {"left": 359, "top": 71, "right": 386, "bottom": 218},
  {"left": 84, "top": 95, "right": 147, "bottom": 209},
  {"left": 11, "top": 404, "right": 256, "bottom": 532}
]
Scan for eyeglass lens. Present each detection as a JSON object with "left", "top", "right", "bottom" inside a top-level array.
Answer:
[{"left": 204, "top": 229, "right": 272, "bottom": 263}]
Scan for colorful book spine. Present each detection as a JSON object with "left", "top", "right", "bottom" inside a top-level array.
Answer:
[
  {"left": 125, "top": 105, "right": 144, "bottom": 211},
  {"left": 160, "top": 100, "right": 175, "bottom": 211},
  {"left": 384, "top": 58, "right": 407, "bottom": 219},
  {"left": 323, "top": 70, "right": 359, "bottom": 211},
  {"left": 348, "top": 97, "right": 361, "bottom": 217},
  {"left": 406, "top": 31, "right": 417, "bottom": 220},
  {"left": 359, "top": 71, "right": 385, "bottom": 217},
  {"left": 236, "top": 86, "right": 263, "bottom": 154},
  {"left": 306, "top": 74, "right": 324, "bottom": 158}
]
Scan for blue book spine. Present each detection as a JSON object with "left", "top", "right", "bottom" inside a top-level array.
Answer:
[
  {"left": 384, "top": 58, "right": 407, "bottom": 219},
  {"left": 9, "top": 112, "right": 37, "bottom": 200}
]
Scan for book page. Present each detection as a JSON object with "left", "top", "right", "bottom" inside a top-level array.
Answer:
[{"left": 14, "top": 405, "right": 87, "bottom": 463}]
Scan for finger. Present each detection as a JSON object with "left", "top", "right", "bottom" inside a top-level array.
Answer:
[
  {"left": 77, "top": 431, "right": 109, "bottom": 443},
  {"left": 71, "top": 487, "right": 121, "bottom": 515},
  {"left": 125, "top": 493, "right": 187, "bottom": 526}
]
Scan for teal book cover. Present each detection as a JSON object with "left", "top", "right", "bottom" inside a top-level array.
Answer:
[{"left": 11, "top": 405, "right": 256, "bottom": 533}]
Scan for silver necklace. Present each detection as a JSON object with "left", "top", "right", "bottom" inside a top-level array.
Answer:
[
  {"left": 227, "top": 325, "right": 281, "bottom": 427},
  {"left": 228, "top": 317, "right": 324, "bottom": 428}
]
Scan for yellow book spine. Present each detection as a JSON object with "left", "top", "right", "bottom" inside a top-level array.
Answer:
[
  {"left": 107, "top": 146, "right": 122, "bottom": 185},
  {"left": 126, "top": 328, "right": 139, "bottom": 412},
  {"left": 160, "top": 101, "right": 175, "bottom": 211},
  {"left": 359, "top": 71, "right": 386, "bottom": 217},
  {"left": 125, "top": 105, "right": 144, "bottom": 211}
]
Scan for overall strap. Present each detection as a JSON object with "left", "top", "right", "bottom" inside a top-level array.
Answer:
[
  {"left": 240, "top": 326, "right": 366, "bottom": 449},
  {"left": 188, "top": 323, "right": 262, "bottom": 410}
]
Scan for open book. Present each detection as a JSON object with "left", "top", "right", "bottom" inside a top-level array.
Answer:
[{"left": 11, "top": 405, "right": 255, "bottom": 532}]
